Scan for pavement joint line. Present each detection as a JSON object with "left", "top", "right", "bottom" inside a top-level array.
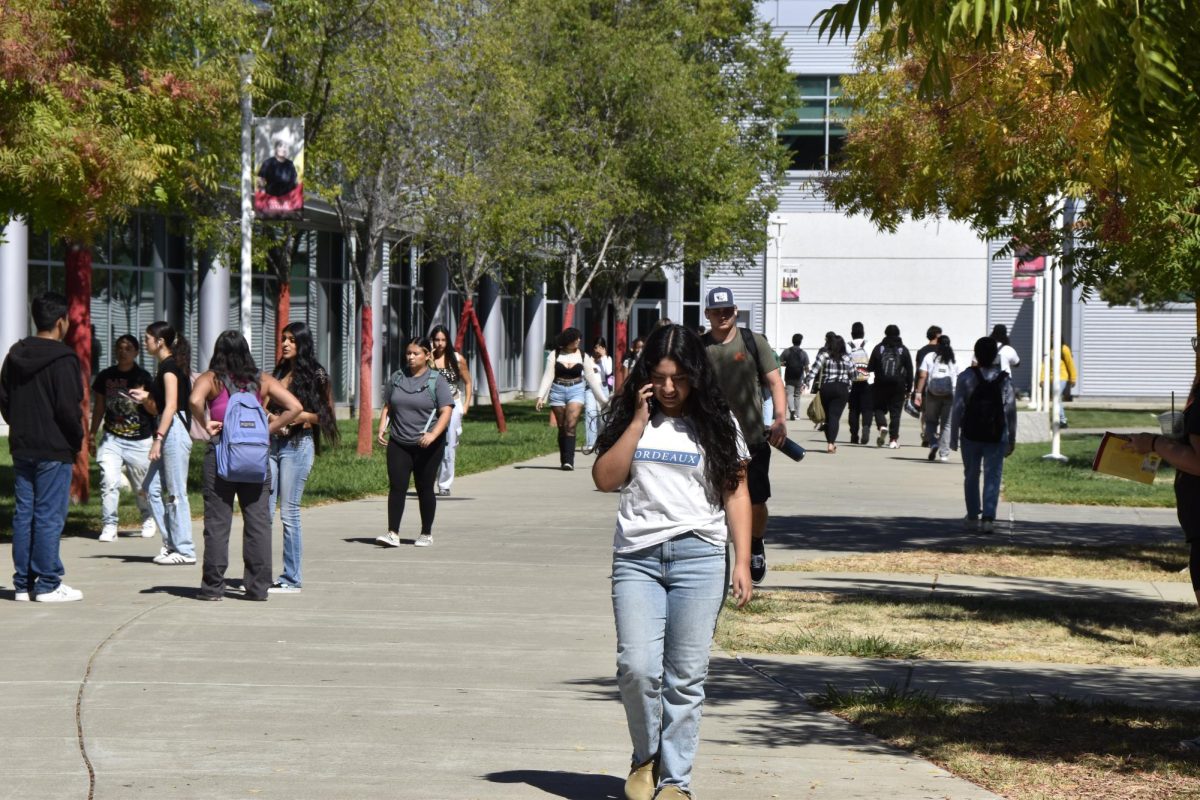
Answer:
[
  {"left": 76, "top": 595, "right": 180, "bottom": 800},
  {"left": 47, "top": 679, "right": 621, "bottom": 695}
]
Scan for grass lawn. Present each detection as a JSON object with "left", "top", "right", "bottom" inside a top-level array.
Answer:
[
  {"left": 0, "top": 401, "right": 555, "bottom": 540},
  {"left": 716, "top": 590, "right": 1200, "bottom": 666},
  {"left": 777, "top": 542, "right": 1191, "bottom": 583},
  {"left": 811, "top": 686, "right": 1200, "bottom": 800},
  {"left": 1003, "top": 434, "right": 1177, "bottom": 507},
  {"left": 1063, "top": 407, "right": 1172, "bottom": 431}
]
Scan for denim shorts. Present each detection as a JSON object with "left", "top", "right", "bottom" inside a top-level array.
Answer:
[{"left": 549, "top": 380, "right": 587, "bottom": 407}]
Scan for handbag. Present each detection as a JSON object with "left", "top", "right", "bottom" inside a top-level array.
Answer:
[{"left": 806, "top": 365, "right": 826, "bottom": 425}]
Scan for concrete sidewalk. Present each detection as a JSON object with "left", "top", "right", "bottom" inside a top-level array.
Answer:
[{"left": 0, "top": 416, "right": 1187, "bottom": 799}]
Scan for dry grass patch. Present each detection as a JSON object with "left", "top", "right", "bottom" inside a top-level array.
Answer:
[
  {"left": 717, "top": 591, "right": 1200, "bottom": 667},
  {"left": 811, "top": 686, "right": 1200, "bottom": 800},
  {"left": 777, "top": 543, "right": 1191, "bottom": 583}
]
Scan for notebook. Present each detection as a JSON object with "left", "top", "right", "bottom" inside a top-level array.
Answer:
[{"left": 1091, "top": 432, "right": 1162, "bottom": 485}]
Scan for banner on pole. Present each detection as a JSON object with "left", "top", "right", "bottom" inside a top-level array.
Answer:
[
  {"left": 1012, "top": 275, "right": 1036, "bottom": 299},
  {"left": 253, "top": 117, "right": 304, "bottom": 219},
  {"left": 780, "top": 267, "right": 799, "bottom": 302}
]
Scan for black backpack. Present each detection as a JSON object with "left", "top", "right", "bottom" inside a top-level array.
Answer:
[
  {"left": 962, "top": 367, "right": 1006, "bottom": 443},
  {"left": 877, "top": 345, "right": 903, "bottom": 383},
  {"left": 782, "top": 346, "right": 808, "bottom": 381}
]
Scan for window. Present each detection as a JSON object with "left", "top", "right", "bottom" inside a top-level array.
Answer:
[{"left": 780, "top": 76, "right": 848, "bottom": 172}]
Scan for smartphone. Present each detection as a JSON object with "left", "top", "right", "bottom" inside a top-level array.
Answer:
[{"left": 646, "top": 396, "right": 659, "bottom": 417}]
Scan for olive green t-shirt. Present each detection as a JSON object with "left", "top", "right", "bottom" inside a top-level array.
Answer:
[{"left": 704, "top": 329, "right": 775, "bottom": 446}]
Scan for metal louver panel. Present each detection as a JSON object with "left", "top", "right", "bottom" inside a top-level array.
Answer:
[
  {"left": 701, "top": 257, "right": 766, "bottom": 334},
  {"left": 1078, "top": 302, "right": 1197, "bottom": 399},
  {"left": 985, "top": 238, "right": 1034, "bottom": 395}
]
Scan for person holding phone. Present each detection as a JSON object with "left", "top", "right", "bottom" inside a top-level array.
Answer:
[
  {"left": 89, "top": 334, "right": 157, "bottom": 542},
  {"left": 593, "top": 324, "right": 752, "bottom": 800}
]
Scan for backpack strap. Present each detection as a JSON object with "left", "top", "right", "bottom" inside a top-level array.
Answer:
[
  {"left": 738, "top": 327, "right": 766, "bottom": 389},
  {"left": 422, "top": 374, "right": 440, "bottom": 434}
]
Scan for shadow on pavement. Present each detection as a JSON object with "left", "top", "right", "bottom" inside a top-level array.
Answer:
[
  {"left": 87, "top": 553, "right": 158, "bottom": 564},
  {"left": 482, "top": 769, "right": 622, "bottom": 799},
  {"left": 513, "top": 465, "right": 571, "bottom": 471},
  {"left": 139, "top": 585, "right": 201, "bottom": 599}
]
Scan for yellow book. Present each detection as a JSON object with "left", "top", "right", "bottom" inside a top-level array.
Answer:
[{"left": 1091, "top": 432, "right": 1162, "bottom": 484}]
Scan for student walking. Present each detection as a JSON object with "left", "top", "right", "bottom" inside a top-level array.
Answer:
[
  {"left": 189, "top": 331, "right": 301, "bottom": 601},
  {"left": 89, "top": 334, "right": 157, "bottom": 542},
  {"left": 950, "top": 337, "right": 1018, "bottom": 533},
  {"left": 914, "top": 335, "right": 958, "bottom": 462},
  {"left": 535, "top": 327, "right": 607, "bottom": 471},
  {"left": 375, "top": 336, "right": 455, "bottom": 548},
  {"left": 702, "top": 288, "right": 786, "bottom": 586},
  {"left": 430, "top": 325, "right": 472, "bottom": 496},
  {"left": 914, "top": 326, "right": 942, "bottom": 447},
  {"left": 990, "top": 324, "right": 1021, "bottom": 375},
  {"left": 868, "top": 324, "right": 914, "bottom": 448},
  {"left": 805, "top": 334, "right": 854, "bottom": 453},
  {"left": 267, "top": 322, "right": 339, "bottom": 593},
  {"left": 1, "top": 292, "right": 85, "bottom": 602},
  {"left": 583, "top": 337, "right": 613, "bottom": 452},
  {"left": 780, "top": 333, "right": 809, "bottom": 421},
  {"left": 847, "top": 322, "right": 872, "bottom": 444},
  {"left": 130, "top": 322, "right": 196, "bottom": 566},
  {"left": 592, "top": 324, "right": 752, "bottom": 800}
]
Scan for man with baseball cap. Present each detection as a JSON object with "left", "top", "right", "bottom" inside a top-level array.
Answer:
[{"left": 702, "top": 287, "right": 787, "bottom": 585}]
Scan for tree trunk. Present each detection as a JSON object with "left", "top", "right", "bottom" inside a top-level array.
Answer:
[
  {"left": 357, "top": 303, "right": 373, "bottom": 456},
  {"left": 454, "top": 297, "right": 472, "bottom": 352},
  {"left": 613, "top": 317, "right": 629, "bottom": 393},
  {"left": 561, "top": 301, "right": 577, "bottom": 330},
  {"left": 275, "top": 279, "right": 291, "bottom": 367},
  {"left": 456, "top": 298, "right": 507, "bottom": 433},
  {"left": 65, "top": 243, "right": 92, "bottom": 504}
]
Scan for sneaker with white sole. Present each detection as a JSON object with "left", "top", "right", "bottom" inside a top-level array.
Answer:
[
  {"left": 376, "top": 532, "right": 401, "bottom": 548},
  {"left": 98, "top": 524, "right": 118, "bottom": 543},
  {"left": 937, "top": 455, "right": 951, "bottom": 463},
  {"left": 268, "top": 583, "right": 302, "bottom": 594},
  {"left": 34, "top": 584, "right": 83, "bottom": 603},
  {"left": 153, "top": 551, "right": 196, "bottom": 565},
  {"left": 13, "top": 591, "right": 30, "bottom": 602},
  {"left": 876, "top": 429, "right": 887, "bottom": 447},
  {"left": 414, "top": 533, "right": 433, "bottom": 547},
  {"left": 887, "top": 440, "right": 899, "bottom": 449},
  {"left": 140, "top": 519, "right": 158, "bottom": 538}
]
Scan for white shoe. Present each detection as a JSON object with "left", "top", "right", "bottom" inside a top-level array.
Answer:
[
  {"left": 140, "top": 519, "right": 158, "bottom": 538},
  {"left": 376, "top": 532, "right": 401, "bottom": 548},
  {"left": 156, "top": 546, "right": 170, "bottom": 560},
  {"left": 887, "top": 440, "right": 900, "bottom": 449},
  {"left": 99, "top": 524, "right": 118, "bottom": 543},
  {"left": 937, "top": 455, "right": 951, "bottom": 463},
  {"left": 13, "top": 591, "right": 30, "bottom": 602},
  {"left": 268, "top": 583, "right": 302, "bottom": 594},
  {"left": 414, "top": 533, "right": 433, "bottom": 547},
  {"left": 35, "top": 584, "right": 83, "bottom": 603},
  {"left": 153, "top": 551, "right": 196, "bottom": 565}
]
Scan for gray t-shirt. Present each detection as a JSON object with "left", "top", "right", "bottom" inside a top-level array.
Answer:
[{"left": 386, "top": 370, "right": 454, "bottom": 444}]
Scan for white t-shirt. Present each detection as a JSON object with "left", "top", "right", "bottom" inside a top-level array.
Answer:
[
  {"left": 994, "top": 344, "right": 1021, "bottom": 375},
  {"left": 919, "top": 351, "right": 959, "bottom": 395},
  {"left": 613, "top": 413, "right": 749, "bottom": 553}
]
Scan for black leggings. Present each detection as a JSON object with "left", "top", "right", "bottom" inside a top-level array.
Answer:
[
  {"left": 387, "top": 437, "right": 446, "bottom": 534},
  {"left": 819, "top": 382, "right": 850, "bottom": 444},
  {"left": 1191, "top": 541, "right": 1200, "bottom": 592}
]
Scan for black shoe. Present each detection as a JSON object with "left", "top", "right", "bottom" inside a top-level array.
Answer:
[
  {"left": 750, "top": 542, "right": 767, "bottom": 585},
  {"left": 927, "top": 447, "right": 937, "bottom": 461},
  {"left": 1060, "top": 421, "right": 1069, "bottom": 429},
  {"left": 850, "top": 435, "right": 859, "bottom": 445}
]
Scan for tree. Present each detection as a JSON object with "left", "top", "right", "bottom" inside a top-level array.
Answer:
[{"left": 0, "top": 0, "right": 250, "bottom": 500}]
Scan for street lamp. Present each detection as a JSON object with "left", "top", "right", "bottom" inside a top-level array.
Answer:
[
  {"left": 240, "top": 1, "right": 273, "bottom": 348},
  {"left": 769, "top": 214, "right": 787, "bottom": 346}
]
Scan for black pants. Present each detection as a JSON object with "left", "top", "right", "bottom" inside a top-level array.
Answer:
[
  {"left": 848, "top": 382, "right": 872, "bottom": 441},
  {"left": 819, "top": 382, "right": 850, "bottom": 444},
  {"left": 201, "top": 445, "right": 273, "bottom": 600},
  {"left": 387, "top": 437, "right": 446, "bottom": 535},
  {"left": 873, "top": 385, "right": 905, "bottom": 441}
]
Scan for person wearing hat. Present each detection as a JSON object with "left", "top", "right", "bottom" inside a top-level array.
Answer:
[{"left": 702, "top": 287, "right": 787, "bottom": 585}]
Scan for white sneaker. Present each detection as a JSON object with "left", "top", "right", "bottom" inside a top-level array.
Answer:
[
  {"left": 887, "top": 440, "right": 900, "bottom": 449},
  {"left": 98, "top": 524, "right": 118, "bottom": 543},
  {"left": 153, "top": 551, "right": 197, "bottom": 565},
  {"left": 268, "top": 583, "right": 302, "bottom": 594},
  {"left": 414, "top": 533, "right": 433, "bottom": 547},
  {"left": 156, "top": 546, "right": 170, "bottom": 560},
  {"left": 937, "top": 455, "right": 951, "bottom": 463},
  {"left": 35, "top": 584, "right": 83, "bottom": 603},
  {"left": 140, "top": 519, "right": 158, "bottom": 538},
  {"left": 13, "top": 591, "right": 30, "bottom": 602},
  {"left": 376, "top": 532, "right": 401, "bottom": 548}
]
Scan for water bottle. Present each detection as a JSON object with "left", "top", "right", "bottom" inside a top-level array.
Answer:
[{"left": 766, "top": 429, "right": 806, "bottom": 462}]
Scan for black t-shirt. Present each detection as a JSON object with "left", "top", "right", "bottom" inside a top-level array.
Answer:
[
  {"left": 151, "top": 356, "right": 192, "bottom": 428},
  {"left": 1176, "top": 396, "right": 1200, "bottom": 540},
  {"left": 258, "top": 157, "right": 298, "bottom": 196},
  {"left": 92, "top": 365, "right": 155, "bottom": 439},
  {"left": 781, "top": 346, "right": 809, "bottom": 385}
]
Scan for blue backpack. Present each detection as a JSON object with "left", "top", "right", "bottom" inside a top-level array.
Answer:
[{"left": 216, "top": 373, "right": 270, "bottom": 483}]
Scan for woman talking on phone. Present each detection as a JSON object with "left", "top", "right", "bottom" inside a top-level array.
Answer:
[{"left": 592, "top": 324, "right": 752, "bottom": 800}]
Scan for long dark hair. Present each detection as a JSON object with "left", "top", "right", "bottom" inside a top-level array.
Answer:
[
  {"left": 208, "top": 330, "right": 259, "bottom": 388},
  {"left": 429, "top": 324, "right": 462, "bottom": 386},
  {"left": 146, "top": 321, "right": 192, "bottom": 379},
  {"left": 596, "top": 325, "right": 743, "bottom": 504},
  {"left": 556, "top": 327, "right": 582, "bottom": 354},
  {"left": 990, "top": 324, "right": 1010, "bottom": 347},
  {"left": 274, "top": 321, "right": 339, "bottom": 451},
  {"left": 935, "top": 334, "right": 955, "bottom": 364},
  {"left": 827, "top": 335, "right": 847, "bottom": 361}
]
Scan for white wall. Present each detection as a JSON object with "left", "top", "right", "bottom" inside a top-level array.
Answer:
[{"left": 764, "top": 213, "right": 989, "bottom": 355}]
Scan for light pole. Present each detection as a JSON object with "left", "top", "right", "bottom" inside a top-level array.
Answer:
[
  {"left": 239, "top": 2, "right": 273, "bottom": 348},
  {"left": 769, "top": 214, "right": 787, "bottom": 345}
]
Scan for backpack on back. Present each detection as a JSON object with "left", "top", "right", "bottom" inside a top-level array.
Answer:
[
  {"left": 962, "top": 367, "right": 1006, "bottom": 443},
  {"left": 877, "top": 344, "right": 903, "bottom": 383},
  {"left": 215, "top": 374, "right": 270, "bottom": 483},
  {"left": 782, "top": 346, "right": 808, "bottom": 382},
  {"left": 848, "top": 340, "right": 869, "bottom": 382},
  {"left": 927, "top": 360, "right": 955, "bottom": 397}
]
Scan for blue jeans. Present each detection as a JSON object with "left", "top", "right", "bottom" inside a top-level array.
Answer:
[
  {"left": 612, "top": 533, "right": 725, "bottom": 792},
  {"left": 960, "top": 438, "right": 1005, "bottom": 519},
  {"left": 1057, "top": 380, "right": 1068, "bottom": 425},
  {"left": 549, "top": 380, "right": 586, "bottom": 407},
  {"left": 438, "top": 400, "right": 463, "bottom": 493},
  {"left": 97, "top": 434, "right": 153, "bottom": 527},
  {"left": 11, "top": 458, "right": 72, "bottom": 594},
  {"left": 269, "top": 431, "right": 315, "bottom": 587},
  {"left": 584, "top": 389, "right": 608, "bottom": 449},
  {"left": 144, "top": 419, "right": 194, "bottom": 557}
]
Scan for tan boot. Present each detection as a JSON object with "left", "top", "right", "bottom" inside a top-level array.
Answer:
[
  {"left": 654, "top": 786, "right": 691, "bottom": 799},
  {"left": 625, "top": 757, "right": 658, "bottom": 800}
]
